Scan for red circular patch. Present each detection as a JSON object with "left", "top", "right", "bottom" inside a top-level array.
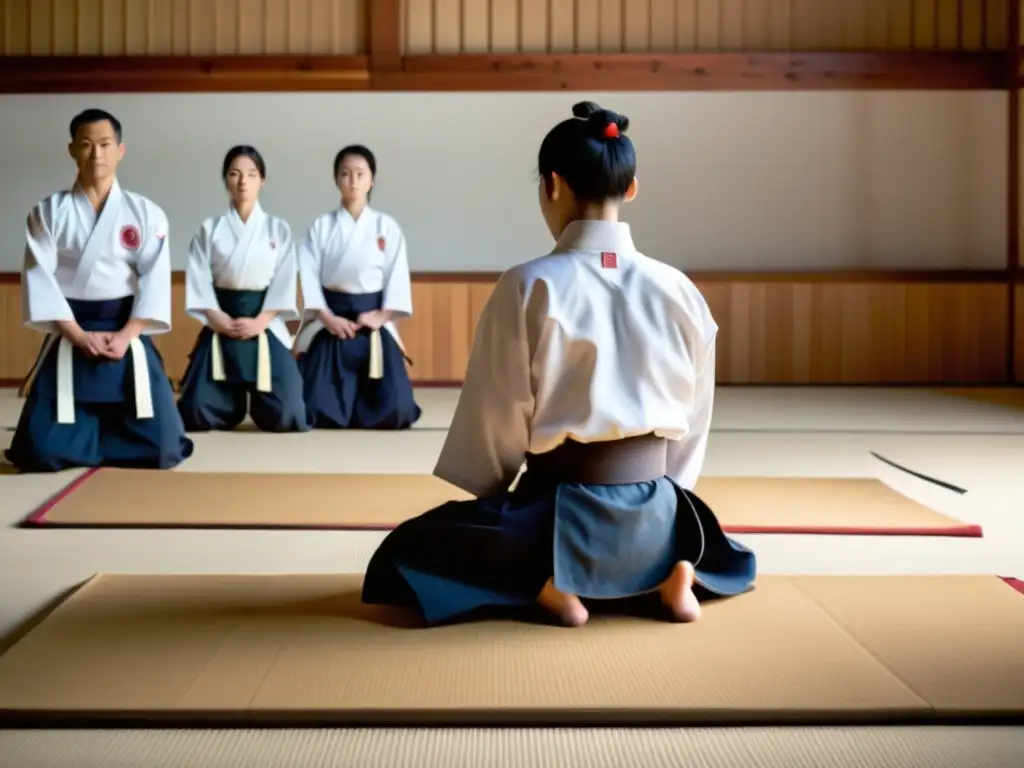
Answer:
[
  {"left": 120, "top": 225, "right": 141, "bottom": 250},
  {"left": 377, "top": 236, "right": 387, "bottom": 252}
]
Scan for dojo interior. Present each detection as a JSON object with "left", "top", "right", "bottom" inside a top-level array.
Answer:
[{"left": 2, "top": 1, "right": 1024, "bottom": 766}]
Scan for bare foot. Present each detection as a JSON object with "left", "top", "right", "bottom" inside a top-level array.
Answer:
[
  {"left": 659, "top": 561, "right": 702, "bottom": 622},
  {"left": 538, "top": 579, "right": 590, "bottom": 627}
]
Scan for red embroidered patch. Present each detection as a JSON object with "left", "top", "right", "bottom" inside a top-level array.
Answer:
[
  {"left": 600, "top": 251, "right": 617, "bottom": 269},
  {"left": 120, "top": 225, "right": 141, "bottom": 250},
  {"left": 378, "top": 236, "right": 387, "bottom": 252}
]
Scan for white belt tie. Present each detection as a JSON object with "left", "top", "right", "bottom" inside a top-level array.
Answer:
[
  {"left": 52, "top": 335, "right": 154, "bottom": 425},
  {"left": 210, "top": 331, "right": 272, "bottom": 393},
  {"left": 368, "top": 328, "right": 384, "bottom": 380}
]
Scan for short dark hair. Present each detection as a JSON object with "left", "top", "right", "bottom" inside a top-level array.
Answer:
[
  {"left": 69, "top": 108, "right": 122, "bottom": 143},
  {"left": 538, "top": 101, "right": 636, "bottom": 203},
  {"left": 222, "top": 145, "right": 267, "bottom": 179},
  {"left": 333, "top": 144, "right": 376, "bottom": 178}
]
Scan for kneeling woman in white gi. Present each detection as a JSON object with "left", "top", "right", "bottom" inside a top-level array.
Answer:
[
  {"left": 293, "top": 145, "right": 421, "bottom": 430},
  {"left": 176, "top": 145, "right": 310, "bottom": 433},
  {"left": 361, "top": 102, "right": 757, "bottom": 627}
]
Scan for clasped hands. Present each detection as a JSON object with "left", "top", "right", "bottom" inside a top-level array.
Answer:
[
  {"left": 60, "top": 317, "right": 151, "bottom": 360},
  {"left": 207, "top": 310, "right": 271, "bottom": 340},
  {"left": 317, "top": 309, "right": 387, "bottom": 340},
  {"left": 65, "top": 328, "right": 132, "bottom": 360}
]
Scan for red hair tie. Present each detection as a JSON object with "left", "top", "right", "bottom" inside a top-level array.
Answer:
[{"left": 603, "top": 122, "right": 620, "bottom": 139}]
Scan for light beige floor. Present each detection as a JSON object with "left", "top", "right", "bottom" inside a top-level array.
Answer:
[
  {"left": 942, "top": 387, "right": 1024, "bottom": 412},
  {"left": 0, "top": 386, "right": 1023, "bottom": 767}
]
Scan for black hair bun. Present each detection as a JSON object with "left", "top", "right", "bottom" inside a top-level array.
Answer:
[
  {"left": 571, "top": 101, "right": 630, "bottom": 137},
  {"left": 571, "top": 101, "right": 601, "bottom": 119}
]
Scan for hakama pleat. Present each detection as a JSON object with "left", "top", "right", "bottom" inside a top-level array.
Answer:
[
  {"left": 298, "top": 289, "right": 421, "bottom": 430},
  {"left": 361, "top": 469, "right": 757, "bottom": 626},
  {"left": 5, "top": 297, "right": 194, "bottom": 473},
  {"left": 176, "top": 288, "right": 311, "bottom": 433}
]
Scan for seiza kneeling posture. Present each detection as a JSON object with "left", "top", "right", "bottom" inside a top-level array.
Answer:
[
  {"left": 176, "top": 145, "right": 311, "bottom": 433},
  {"left": 294, "top": 145, "right": 421, "bottom": 430},
  {"left": 361, "top": 101, "right": 757, "bottom": 627},
  {"left": 6, "top": 108, "right": 193, "bottom": 473}
]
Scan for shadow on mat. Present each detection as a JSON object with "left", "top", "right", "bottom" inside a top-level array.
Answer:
[
  {"left": 417, "top": 589, "right": 736, "bottom": 629},
  {"left": 0, "top": 579, "right": 93, "bottom": 656},
  {"left": 65, "top": 589, "right": 428, "bottom": 630},
  {"left": 20, "top": 585, "right": 738, "bottom": 635}
]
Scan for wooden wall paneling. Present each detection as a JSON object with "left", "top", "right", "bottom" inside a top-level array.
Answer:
[
  {"left": 0, "top": 274, "right": 1010, "bottom": 387},
  {"left": 385, "top": 0, "right": 1007, "bottom": 93},
  {"left": 390, "top": 49, "right": 1007, "bottom": 90},
  {"left": 698, "top": 278, "right": 1008, "bottom": 385},
  {"left": 0, "top": 279, "right": 39, "bottom": 382},
  {"left": 149, "top": 281, "right": 200, "bottom": 380},
  {"left": 1016, "top": 282, "right": 1024, "bottom": 382},
  {"left": 0, "top": 0, "right": 368, "bottom": 55},
  {"left": 0, "top": 0, "right": 371, "bottom": 91},
  {"left": 2, "top": 0, "right": 995, "bottom": 56},
  {"left": 370, "top": 0, "right": 401, "bottom": 72},
  {"left": 1, "top": 0, "right": 1011, "bottom": 91},
  {"left": 1008, "top": 0, "right": 1020, "bottom": 376},
  {"left": 1003, "top": 0, "right": 1019, "bottom": 382},
  {"left": 399, "top": 0, "right": 1011, "bottom": 54}
]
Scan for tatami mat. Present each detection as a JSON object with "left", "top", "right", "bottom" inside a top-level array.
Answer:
[
  {"left": 2, "top": 726, "right": 1023, "bottom": 768},
  {"left": 1, "top": 386, "right": 1023, "bottom": 765},
  {"left": 25, "top": 469, "right": 982, "bottom": 536},
  {"left": 0, "top": 572, "right": 1021, "bottom": 727}
]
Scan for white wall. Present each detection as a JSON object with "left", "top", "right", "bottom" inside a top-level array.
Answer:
[{"left": 0, "top": 90, "right": 1006, "bottom": 273}]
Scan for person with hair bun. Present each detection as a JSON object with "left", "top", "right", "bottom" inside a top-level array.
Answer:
[
  {"left": 177, "top": 145, "right": 310, "bottom": 433},
  {"left": 361, "top": 102, "right": 756, "bottom": 628},
  {"left": 293, "top": 145, "right": 421, "bottom": 430}
]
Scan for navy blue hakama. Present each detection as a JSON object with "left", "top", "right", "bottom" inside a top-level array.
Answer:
[
  {"left": 361, "top": 436, "right": 757, "bottom": 626},
  {"left": 176, "top": 288, "right": 311, "bottom": 433},
  {"left": 298, "top": 289, "right": 421, "bottom": 430},
  {"left": 5, "top": 296, "right": 194, "bottom": 473}
]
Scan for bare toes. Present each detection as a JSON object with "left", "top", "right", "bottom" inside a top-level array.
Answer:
[{"left": 660, "top": 561, "right": 701, "bottom": 622}]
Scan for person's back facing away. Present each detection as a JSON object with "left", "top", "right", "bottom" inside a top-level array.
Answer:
[{"left": 360, "top": 100, "right": 755, "bottom": 628}]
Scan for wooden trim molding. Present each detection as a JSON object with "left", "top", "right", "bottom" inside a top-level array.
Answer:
[
  {"left": 0, "top": 272, "right": 1011, "bottom": 387},
  {"left": 0, "top": 55, "right": 371, "bottom": 93},
  {"left": 1017, "top": 284, "right": 1024, "bottom": 384},
  {"left": 0, "top": 51, "right": 1007, "bottom": 94},
  {"left": 384, "top": 51, "right": 1009, "bottom": 92},
  {"left": 0, "top": 270, "right": 1008, "bottom": 287},
  {"left": 1009, "top": 2, "right": 1023, "bottom": 383},
  {"left": 343, "top": 269, "right": 1008, "bottom": 284}
]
